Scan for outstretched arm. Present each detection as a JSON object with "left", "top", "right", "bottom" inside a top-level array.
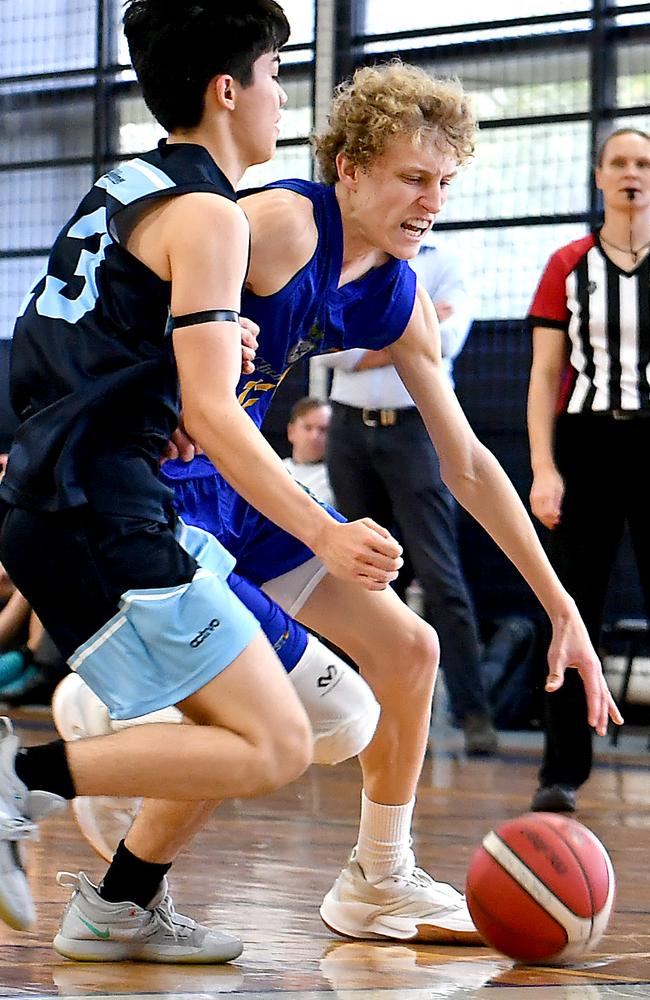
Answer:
[{"left": 389, "top": 283, "right": 622, "bottom": 735}]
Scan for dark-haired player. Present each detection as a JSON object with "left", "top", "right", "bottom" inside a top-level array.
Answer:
[{"left": 0, "top": 0, "right": 394, "bottom": 962}]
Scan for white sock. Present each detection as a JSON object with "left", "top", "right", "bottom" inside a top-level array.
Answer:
[{"left": 356, "top": 790, "right": 415, "bottom": 883}]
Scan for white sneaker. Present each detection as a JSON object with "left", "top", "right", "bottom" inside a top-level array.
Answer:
[
  {"left": 52, "top": 675, "right": 181, "bottom": 862},
  {"left": 320, "top": 848, "right": 483, "bottom": 944},
  {"left": 52, "top": 673, "right": 115, "bottom": 742},
  {"left": 0, "top": 716, "right": 66, "bottom": 930},
  {"left": 53, "top": 871, "right": 243, "bottom": 963},
  {"left": 52, "top": 675, "right": 140, "bottom": 860}
]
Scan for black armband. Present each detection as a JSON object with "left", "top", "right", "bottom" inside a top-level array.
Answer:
[{"left": 172, "top": 309, "right": 240, "bottom": 329}]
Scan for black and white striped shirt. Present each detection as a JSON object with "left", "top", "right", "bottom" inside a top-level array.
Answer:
[{"left": 528, "top": 233, "right": 650, "bottom": 414}]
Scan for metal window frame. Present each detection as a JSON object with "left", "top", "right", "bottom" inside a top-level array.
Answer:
[
  {"left": 331, "top": 0, "right": 650, "bottom": 240},
  {"left": 2, "top": 1, "right": 650, "bottom": 284},
  {"left": 1, "top": 0, "right": 317, "bottom": 259}
]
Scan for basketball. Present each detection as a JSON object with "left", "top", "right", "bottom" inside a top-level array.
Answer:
[{"left": 466, "top": 813, "right": 616, "bottom": 964}]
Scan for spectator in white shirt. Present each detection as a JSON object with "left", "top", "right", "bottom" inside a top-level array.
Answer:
[{"left": 282, "top": 397, "right": 334, "bottom": 506}]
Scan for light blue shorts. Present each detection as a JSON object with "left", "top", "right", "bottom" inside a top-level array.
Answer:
[{"left": 68, "top": 522, "right": 260, "bottom": 719}]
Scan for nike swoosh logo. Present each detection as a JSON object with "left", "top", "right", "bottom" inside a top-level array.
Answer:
[{"left": 79, "top": 915, "right": 110, "bottom": 939}]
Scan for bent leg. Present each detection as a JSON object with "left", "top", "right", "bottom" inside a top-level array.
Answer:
[
  {"left": 64, "top": 629, "right": 312, "bottom": 800},
  {"left": 53, "top": 566, "right": 380, "bottom": 862},
  {"left": 229, "top": 572, "right": 379, "bottom": 764},
  {"left": 300, "top": 576, "right": 481, "bottom": 944},
  {"left": 297, "top": 576, "right": 439, "bottom": 804}
]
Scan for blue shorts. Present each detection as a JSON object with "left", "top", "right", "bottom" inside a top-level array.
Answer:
[
  {"left": 0, "top": 505, "right": 306, "bottom": 720},
  {"left": 161, "top": 457, "right": 345, "bottom": 587},
  {"left": 227, "top": 571, "right": 307, "bottom": 669},
  {"left": 68, "top": 522, "right": 264, "bottom": 718}
]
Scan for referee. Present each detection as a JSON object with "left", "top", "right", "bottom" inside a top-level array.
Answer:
[{"left": 527, "top": 126, "right": 650, "bottom": 812}]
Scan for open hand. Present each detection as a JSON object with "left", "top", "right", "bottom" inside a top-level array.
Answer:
[{"left": 545, "top": 606, "right": 623, "bottom": 736}]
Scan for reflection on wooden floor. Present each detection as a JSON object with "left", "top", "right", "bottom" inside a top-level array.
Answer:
[{"left": 0, "top": 712, "right": 648, "bottom": 998}]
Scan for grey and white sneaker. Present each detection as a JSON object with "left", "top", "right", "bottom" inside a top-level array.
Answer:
[
  {"left": 320, "top": 848, "right": 483, "bottom": 944},
  {"left": 53, "top": 872, "right": 243, "bottom": 963},
  {"left": 0, "top": 716, "right": 66, "bottom": 931}
]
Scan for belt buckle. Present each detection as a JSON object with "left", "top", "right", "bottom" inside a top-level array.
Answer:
[
  {"left": 612, "top": 409, "right": 631, "bottom": 420},
  {"left": 380, "top": 409, "right": 397, "bottom": 427},
  {"left": 362, "top": 408, "right": 380, "bottom": 427}
]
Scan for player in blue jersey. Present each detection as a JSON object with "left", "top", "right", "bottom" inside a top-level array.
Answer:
[
  {"left": 0, "top": 0, "right": 396, "bottom": 961},
  {"left": 60, "top": 62, "right": 622, "bottom": 945}
]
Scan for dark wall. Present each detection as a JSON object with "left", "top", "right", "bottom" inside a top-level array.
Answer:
[{"left": 0, "top": 339, "right": 17, "bottom": 453}]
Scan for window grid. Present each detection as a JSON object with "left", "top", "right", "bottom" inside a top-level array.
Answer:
[
  {"left": 353, "top": 0, "right": 650, "bottom": 317},
  {"left": 1, "top": 2, "right": 649, "bottom": 330},
  {"left": 0, "top": 0, "right": 316, "bottom": 339}
]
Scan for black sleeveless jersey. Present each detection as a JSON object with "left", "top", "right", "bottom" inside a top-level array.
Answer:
[{"left": 0, "top": 141, "right": 236, "bottom": 519}]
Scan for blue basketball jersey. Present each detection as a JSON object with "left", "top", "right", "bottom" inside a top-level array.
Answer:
[
  {"left": 162, "top": 178, "right": 417, "bottom": 568},
  {"left": 1, "top": 141, "right": 236, "bottom": 519},
  {"left": 240, "top": 179, "right": 416, "bottom": 431}
]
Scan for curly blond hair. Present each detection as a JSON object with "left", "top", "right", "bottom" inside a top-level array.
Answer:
[{"left": 313, "top": 62, "right": 477, "bottom": 185}]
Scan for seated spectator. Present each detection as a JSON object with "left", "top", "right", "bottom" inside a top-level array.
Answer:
[
  {"left": 0, "top": 576, "right": 68, "bottom": 706},
  {"left": 282, "top": 397, "right": 334, "bottom": 505}
]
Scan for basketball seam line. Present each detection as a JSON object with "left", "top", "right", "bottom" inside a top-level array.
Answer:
[{"left": 482, "top": 831, "right": 593, "bottom": 938}]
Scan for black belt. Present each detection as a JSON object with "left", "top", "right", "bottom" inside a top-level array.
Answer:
[
  {"left": 332, "top": 401, "right": 418, "bottom": 427},
  {"left": 584, "top": 409, "right": 650, "bottom": 421}
]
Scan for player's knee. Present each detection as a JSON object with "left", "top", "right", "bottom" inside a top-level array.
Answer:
[
  {"left": 279, "top": 713, "right": 314, "bottom": 783},
  {"left": 252, "top": 708, "right": 313, "bottom": 793},
  {"left": 403, "top": 615, "right": 440, "bottom": 687},
  {"left": 312, "top": 670, "right": 380, "bottom": 765},
  {"left": 288, "top": 636, "right": 380, "bottom": 765}
]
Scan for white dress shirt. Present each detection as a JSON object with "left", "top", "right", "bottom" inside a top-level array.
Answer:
[{"left": 282, "top": 457, "right": 334, "bottom": 506}]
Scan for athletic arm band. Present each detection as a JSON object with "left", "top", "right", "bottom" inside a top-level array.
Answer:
[{"left": 172, "top": 309, "right": 240, "bottom": 329}]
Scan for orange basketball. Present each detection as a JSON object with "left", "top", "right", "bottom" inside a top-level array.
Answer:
[{"left": 465, "top": 812, "right": 615, "bottom": 964}]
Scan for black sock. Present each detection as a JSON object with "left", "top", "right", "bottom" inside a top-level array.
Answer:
[
  {"left": 100, "top": 840, "right": 172, "bottom": 909},
  {"left": 14, "top": 739, "right": 76, "bottom": 800}
]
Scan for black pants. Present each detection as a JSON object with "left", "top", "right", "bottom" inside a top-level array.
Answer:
[
  {"left": 326, "top": 403, "right": 487, "bottom": 721},
  {"left": 540, "top": 413, "right": 650, "bottom": 788}
]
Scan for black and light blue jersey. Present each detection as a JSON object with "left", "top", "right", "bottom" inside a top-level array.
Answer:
[{"left": 1, "top": 141, "right": 236, "bottom": 518}]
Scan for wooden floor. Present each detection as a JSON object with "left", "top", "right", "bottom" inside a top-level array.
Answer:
[{"left": 1, "top": 712, "right": 648, "bottom": 1000}]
